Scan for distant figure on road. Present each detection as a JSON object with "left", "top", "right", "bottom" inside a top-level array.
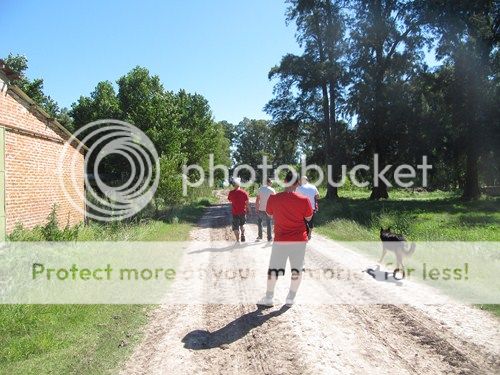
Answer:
[
  {"left": 297, "top": 176, "right": 319, "bottom": 240},
  {"left": 228, "top": 177, "right": 249, "bottom": 243},
  {"left": 255, "top": 177, "right": 276, "bottom": 241},
  {"left": 258, "top": 171, "right": 313, "bottom": 306}
]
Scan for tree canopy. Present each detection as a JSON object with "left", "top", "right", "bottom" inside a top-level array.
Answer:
[{"left": 263, "top": 0, "right": 499, "bottom": 200}]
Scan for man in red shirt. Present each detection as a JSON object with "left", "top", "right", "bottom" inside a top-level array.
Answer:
[
  {"left": 258, "top": 170, "right": 313, "bottom": 306},
  {"left": 227, "top": 177, "right": 250, "bottom": 243}
]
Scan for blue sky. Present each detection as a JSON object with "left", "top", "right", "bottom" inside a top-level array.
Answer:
[{"left": 0, "top": 0, "right": 300, "bottom": 124}]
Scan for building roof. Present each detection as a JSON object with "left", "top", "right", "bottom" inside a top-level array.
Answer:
[{"left": 0, "top": 59, "right": 88, "bottom": 152}]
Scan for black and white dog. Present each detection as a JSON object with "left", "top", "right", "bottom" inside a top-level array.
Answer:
[{"left": 379, "top": 227, "right": 416, "bottom": 271}]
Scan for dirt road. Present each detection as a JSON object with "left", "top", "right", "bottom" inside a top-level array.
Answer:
[{"left": 121, "top": 200, "right": 500, "bottom": 374}]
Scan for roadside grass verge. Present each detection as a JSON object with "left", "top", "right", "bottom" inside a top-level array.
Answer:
[
  {"left": 0, "top": 305, "right": 149, "bottom": 375},
  {"left": 7, "top": 197, "right": 213, "bottom": 242},
  {"left": 314, "top": 188, "right": 500, "bottom": 316},
  {"left": 1, "top": 198, "right": 212, "bottom": 374}
]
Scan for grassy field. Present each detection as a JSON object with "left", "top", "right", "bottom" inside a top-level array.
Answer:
[
  {"left": 315, "top": 188, "right": 499, "bottom": 241},
  {"left": 314, "top": 188, "right": 500, "bottom": 316},
  {"left": 0, "top": 199, "right": 211, "bottom": 375}
]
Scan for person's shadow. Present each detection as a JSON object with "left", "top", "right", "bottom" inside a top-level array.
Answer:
[
  {"left": 187, "top": 241, "right": 271, "bottom": 254},
  {"left": 181, "top": 305, "right": 290, "bottom": 350}
]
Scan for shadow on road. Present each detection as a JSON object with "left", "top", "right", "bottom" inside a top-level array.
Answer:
[
  {"left": 181, "top": 305, "right": 290, "bottom": 350},
  {"left": 188, "top": 241, "right": 271, "bottom": 254},
  {"left": 363, "top": 265, "right": 403, "bottom": 286}
]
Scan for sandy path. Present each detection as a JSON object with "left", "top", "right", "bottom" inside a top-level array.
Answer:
[{"left": 121, "top": 198, "right": 500, "bottom": 375}]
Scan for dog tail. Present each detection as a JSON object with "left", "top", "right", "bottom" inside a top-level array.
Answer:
[{"left": 407, "top": 242, "right": 416, "bottom": 256}]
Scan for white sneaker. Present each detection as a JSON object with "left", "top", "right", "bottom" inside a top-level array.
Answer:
[
  {"left": 257, "top": 296, "right": 274, "bottom": 307},
  {"left": 285, "top": 297, "right": 295, "bottom": 306}
]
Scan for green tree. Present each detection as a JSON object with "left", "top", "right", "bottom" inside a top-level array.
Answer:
[
  {"left": 3, "top": 54, "right": 63, "bottom": 123},
  {"left": 233, "top": 118, "right": 274, "bottom": 181},
  {"left": 117, "top": 67, "right": 182, "bottom": 157},
  {"left": 423, "top": 0, "right": 499, "bottom": 199},
  {"left": 71, "top": 81, "right": 122, "bottom": 127},
  {"left": 270, "top": 118, "right": 301, "bottom": 165},
  {"left": 177, "top": 90, "right": 217, "bottom": 169},
  {"left": 70, "top": 81, "right": 125, "bottom": 176},
  {"left": 349, "top": 0, "right": 426, "bottom": 199},
  {"left": 267, "top": 0, "right": 348, "bottom": 199},
  {"left": 70, "top": 66, "right": 230, "bottom": 205}
]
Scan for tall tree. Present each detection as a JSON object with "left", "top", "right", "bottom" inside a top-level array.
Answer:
[
  {"left": 266, "top": 0, "right": 348, "bottom": 199},
  {"left": 349, "top": 0, "right": 425, "bottom": 199},
  {"left": 423, "top": 0, "right": 499, "bottom": 200},
  {"left": 70, "top": 66, "right": 230, "bottom": 202}
]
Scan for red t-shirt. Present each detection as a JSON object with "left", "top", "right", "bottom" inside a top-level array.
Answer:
[
  {"left": 266, "top": 192, "right": 313, "bottom": 242},
  {"left": 228, "top": 188, "right": 249, "bottom": 215}
]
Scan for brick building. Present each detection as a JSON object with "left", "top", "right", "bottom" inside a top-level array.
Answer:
[{"left": 0, "top": 61, "right": 86, "bottom": 239}]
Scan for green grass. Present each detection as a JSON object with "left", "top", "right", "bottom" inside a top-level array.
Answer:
[
  {"left": 1, "top": 198, "right": 211, "bottom": 375},
  {"left": 7, "top": 198, "right": 213, "bottom": 242},
  {"left": 314, "top": 188, "right": 500, "bottom": 316},
  {"left": 315, "top": 188, "right": 499, "bottom": 241},
  {"left": 0, "top": 305, "right": 149, "bottom": 375}
]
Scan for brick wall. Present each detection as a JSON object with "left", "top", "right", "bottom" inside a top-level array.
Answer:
[{"left": 0, "top": 76, "right": 85, "bottom": 233}]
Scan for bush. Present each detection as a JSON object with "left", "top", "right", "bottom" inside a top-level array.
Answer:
[
  {"left": 8, "top": 205, "right": 79, "bottom": 242},
  {"left": 156, "top": 155, "right": 184, "bottom": 206}
]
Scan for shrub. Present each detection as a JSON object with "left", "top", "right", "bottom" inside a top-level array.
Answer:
[{"left": 8, "top": 205, "right": 79, "bottom": 241}]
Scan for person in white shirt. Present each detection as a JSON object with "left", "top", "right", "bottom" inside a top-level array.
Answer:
[
  {"left": 255, "top": 177, "right": 276, "bottom": 241},
  {"left": 296, "top": 176, "right": 320, "bottom": 240}
]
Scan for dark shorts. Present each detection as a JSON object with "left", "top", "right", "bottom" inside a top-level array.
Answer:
[
  {"left": 304, "top": 212, "right": 315, "bottom": 237},
  {"left": 232, "top": 214, "right": 246, "bottom": 230},
  {"left": 305, "top": 212, "right": 315, "bottom": 230},
  {"left": 267, "top": 242, "right": 307, "bottom": 278}
]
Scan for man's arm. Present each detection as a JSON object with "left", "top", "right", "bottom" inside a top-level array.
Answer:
[
  {"left": 245, "top": 199, "right": 250, "bottom": 214},
  {"left": 266, "top": 196, "right": 273, "bottom": 219},
  {"left": 255, "top": 195, "right": 260, "bottom": 212},
  {"left": 314, "top": 193, "right": 320, "bottom": 211}
]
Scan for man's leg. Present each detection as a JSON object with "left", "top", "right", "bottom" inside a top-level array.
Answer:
[
  {"left": 232, "top": 216, "right": 240, "bottom": 242},
  {"left": 307, "top": 213, "right": 315, "bottom": 240},
  {"left": 289, "top": 270, "right": 303, "bottom": 294},
  {"left": 266, "top": 215, "right": 272, "bottom": 241},
  {"left": 257, "top": 212, "right": 263, "bottom": 239},
  {"left": 240, "top": 215, "right": 246, "bottom": 242},
  {"left": 266, "top": 271, "right": 278, "bottom": 297},
  {"left": 286, "top": 243, "right": 307, "bottom": 304},
  {"left": 259, "top": 243, "right": 286, "bottom": 305},
  {"left": 240, "top": 225, "right": 246, "bottom": 242}
]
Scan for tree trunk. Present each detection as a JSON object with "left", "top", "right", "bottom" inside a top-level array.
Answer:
[
  {"left": 370, "top": 182, "right": 389, "bottom": 200},
  {"left": 367, "top": 0, "right": 390, "bottom": 200},
  {"left": 327, "top": 82, "right": 339, "bottom": 200},
  {"left": 326, "top": 183, "right": 338, "bottom": 199},
  {"left": 462, "top": 147, "right": 481, "bottom": 200},
  {"left": 370, "top": 72, "right": 389, "bottom": 200},
  {"left": 312, "top": 12, "right": 339, "bottom": 201},
  {"left": 320, "top": 83, "right": 338, "bottom": 200}
]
